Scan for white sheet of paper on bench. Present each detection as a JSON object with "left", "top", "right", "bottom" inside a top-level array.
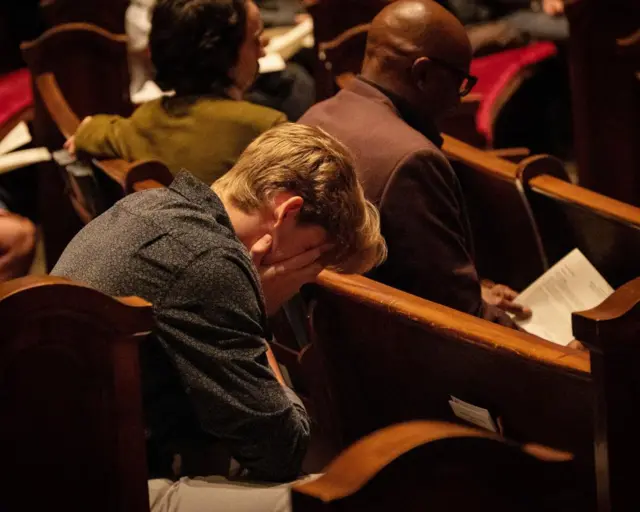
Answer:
[
  {"left": 514, "top": 248, "right": 614, "bottom": 346},
  {"left": 0, "top": 148, "right": 52, "bottom": 175},
  {"left": 0, "top": 122, "right": 32, "bottom": 156},
  {"left": 259, "top": 17, "right": 314, "bottom": 74},
  {"left": 264, "top": 17, "right": 313, "bottom": 61}
]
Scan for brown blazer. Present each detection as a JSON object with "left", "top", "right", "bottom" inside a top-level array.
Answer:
[{"left": 299, "top": 78, "right": 514, "bottom": 326}]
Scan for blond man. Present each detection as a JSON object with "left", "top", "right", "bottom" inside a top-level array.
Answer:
[{"left": 52, "top": 124, "right": 386, "bottom": 510}]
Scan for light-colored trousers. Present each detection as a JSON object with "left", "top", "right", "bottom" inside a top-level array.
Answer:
[{"left": 149, "top": 475, "right": 319, "bottom": 512}]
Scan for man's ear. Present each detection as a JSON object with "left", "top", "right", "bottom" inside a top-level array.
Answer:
[
  {"left": 411, "top": 57, "right": 431, "bottom": 92},
  {"left": 273, "top": 195, "right": 304, "bottom": 228}
]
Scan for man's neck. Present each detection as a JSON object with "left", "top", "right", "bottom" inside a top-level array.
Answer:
[{"left": 358, "top": 74, "right": 444, "bottom": 148}]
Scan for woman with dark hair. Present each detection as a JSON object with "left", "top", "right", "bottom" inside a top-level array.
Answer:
[{"left": 66, "top": 0, "right": 286, "bottom": 185}]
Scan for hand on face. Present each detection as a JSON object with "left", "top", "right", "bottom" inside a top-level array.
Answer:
[
  {"left": 481, "top": 280, "right": 532, "bottom": 320},
  {"left": 250, "top": 233, "right": 330, "bottom": 316}
]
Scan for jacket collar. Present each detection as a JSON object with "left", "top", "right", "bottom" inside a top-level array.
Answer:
[
  {"left": 169, "top": 170, "right": 234, "bottom": 230},
  {"left": 348, "top": 76, "right": 444, "bottom": 148}
]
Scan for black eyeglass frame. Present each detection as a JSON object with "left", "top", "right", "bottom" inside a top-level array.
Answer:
[{"left": 424, "top": 56, "right": 478, "bottom": 97}]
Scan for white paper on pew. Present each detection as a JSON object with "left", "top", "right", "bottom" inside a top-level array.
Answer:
[
  {"left": 259, "top": 53, "right": 287, "bottom": 74},
  {"left": 0, "top": 148, "right": 51, "bottom": 175},
  {"left": 258, "top": 17, "right": 314, "bottom": 74},
  {"left": 449, "top": 396, "right": 498, "bottom": 433},
  {"left": 0, "top": 121, "right": 32, "bottom": 156},
  {"left": 514, "top": 248, "right": 614, "bottom": 346},
  {"left": 264, "top": 18, "right": 313, "bottom": 61}
]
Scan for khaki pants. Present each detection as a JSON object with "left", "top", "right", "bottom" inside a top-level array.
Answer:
[{"left": 149, "top": 475, "right": 319, "bottom": 512}]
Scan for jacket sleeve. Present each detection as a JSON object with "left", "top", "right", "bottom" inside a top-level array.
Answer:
[
  {"left": 74, "top": 114, "right": 137, "bottom": 160},
  {"left": 153, "top": 249, "right": 310, "bottom": 482},
  {"left": 375, "top": 150, "right": 517, "bottom": 328}
]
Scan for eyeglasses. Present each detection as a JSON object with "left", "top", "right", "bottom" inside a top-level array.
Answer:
[{"left": 425, "top": 56, "right": 478, "bottom": 97}]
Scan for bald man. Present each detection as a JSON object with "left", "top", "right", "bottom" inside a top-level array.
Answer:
[{"left": 300, "top": 0, "right": 529, "bottom": 326}]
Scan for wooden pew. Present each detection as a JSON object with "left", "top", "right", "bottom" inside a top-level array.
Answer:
[
  {"left": 521, "top": 157, "right": 640, "bottom": 288},
  {"left": 292, "top": 421, "right": 585, "bottom": 511},
  {"left": 21, "top": 23, "right": 170, "bottom": 266},
  {"left": 0, "top": 277, "right": 584, "bottom": 512},
  {"left": 307, "top": 271, "right": 594, "bottom": 467},
  {"left": 20, "top": 22, "right": 130, "bottom": 268},
  {"left": 39, "top": 0, "right": 129, "bottom": 33},
  {"left": 303, "top": 270, "right": 640, "bottom": 509},
  {"left": 564, "top": 0, "right": 640, "bottom": 205},
  {"left": 441, "top": 135, "right": 561, "bottom": 290},
  {"left": 574, "top": 276, "right": 640, "bottom": 511},
  {"left": 305, "top": 0, "right": 394, "bottom": 101},
  {"left": 0, "top": 275, "right": 153, "bottom": 512},
  {"left": 0, "top": 276, "right": 587, "bottom": 511}
]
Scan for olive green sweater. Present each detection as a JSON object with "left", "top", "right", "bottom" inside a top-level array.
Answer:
[{"left": 75, "top": 96, "right": 287, "bottom": 185}]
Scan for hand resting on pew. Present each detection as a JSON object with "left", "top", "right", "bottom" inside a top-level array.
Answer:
[
  {"left": 63, "top": 115, "right": 92, "bottom": 157},
  {"left": 250, "top": 233, "right": 332, "bottom": 316},
  {"left": 481, "top": 279, "right": 532, "bottom": 320}
]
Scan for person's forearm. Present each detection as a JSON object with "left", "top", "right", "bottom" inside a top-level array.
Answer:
[{"left": 74, "top": 115, "right": 127, "bottom": 159}]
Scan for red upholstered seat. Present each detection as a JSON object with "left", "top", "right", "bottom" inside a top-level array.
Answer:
[
  {"left": 0, "top": 68, "right": 33, "bottom": 132},
  {"left": 471, "top": 42, "right": 557, "bottom": 145}
]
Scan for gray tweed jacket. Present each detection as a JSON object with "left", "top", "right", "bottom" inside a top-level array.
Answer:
[{"left": 52, "top": 171, "right": 309, "bottom": 482}]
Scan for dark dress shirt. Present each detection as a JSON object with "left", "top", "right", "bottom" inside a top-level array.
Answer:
[
  {"left": 300, "top": 77, "right": 515, "bottom": 327},
  {"left": 52, "top": 171, "right": 310, "bottom": 482}
]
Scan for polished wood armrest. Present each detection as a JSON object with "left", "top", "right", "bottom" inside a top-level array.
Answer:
[
  {"left": 293, "top": 420, "right": 572, "bottom": 503},
  {"left": 92, "top": 158, "right": 172, "bottom": 193},
  {"left": 528, "top": 174, "right": 640, "bottom": 227},
  {"left": 92, "top": 158, "right": 129, "bottom": 187},
  {"left": 34, "top": 72, "right": 80, "bottom": 139},
  {"left": 318, "top": 23, "right": 370, "bottom": 53},
  {"left": 131, "top": 179, "right": 165, "bottom": 192},
  {"left": 124, "top": 160, "right": 173, "bottom": 193},
  {"left": 485, "top": 147, "right": 531, "bottom": 162},
  {"left": 617, "top": 28, "right": 640, "bottom": 58}
]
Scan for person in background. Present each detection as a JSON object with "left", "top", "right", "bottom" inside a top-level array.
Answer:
[
  {"left": 449, "top": 0, "right": 567, "bottom": 55},
  {"left": 53, "top": 123, "right": 386, "bottom": 511},
  {"left": 247, "top": 0, "right": 316, "bottom": 120},
  {"left": 66, "top": 0, "right": 285, "bottom": 185},
  {"left": 126, "top": 0, "right": 315, "bottom": 118},
  {"left": 300, "top": 0, "right": 530, "bottom": 327},
  {"left": 0, "top": 192, "right": 35, "bottom": 282},
  {"left": 255, "top": 0, "right": 305, "bottom": 27}
]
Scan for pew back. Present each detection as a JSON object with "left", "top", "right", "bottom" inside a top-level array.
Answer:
[
  {"left": 21, "top": 23, "right": 131, "bottom": 267},
  {"left": 442, "top": 135, "right": 556, "bottom": 290},
  {"left": 521, "top": 159, "right": 640, "bottom": 288},
  {"left": 307, "top": 0, "right": 393, "bottom": 100},
  {"left": 22, "top": 22, "right": 131, "bottom": 149},
  {"left": 292, "top": 421, "right": 586, "bottom": 512},
  {"left": 308, "top": 271, "right": 594, "bottom": 478},
  {"left": 574, "top": 276, "right": 640, "bottom": 511},
  {"left": 0, "top": 276, "right": 153, "bottom": 512},
  {"left": 40, "top": 0, "right": 129, "bottom": 33}
]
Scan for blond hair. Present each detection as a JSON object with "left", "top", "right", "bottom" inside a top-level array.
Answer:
[{"left": 214, "top": 123, "right": 387, "bottom": 273}]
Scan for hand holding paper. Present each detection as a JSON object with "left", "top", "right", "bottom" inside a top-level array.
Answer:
[{"left": 513, "top": 249, "right": 614, "bottom": 346}]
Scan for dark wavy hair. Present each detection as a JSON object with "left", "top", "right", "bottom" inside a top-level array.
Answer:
[{"left": 150, "top": 0, "right": 247, "bottom": 96}]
